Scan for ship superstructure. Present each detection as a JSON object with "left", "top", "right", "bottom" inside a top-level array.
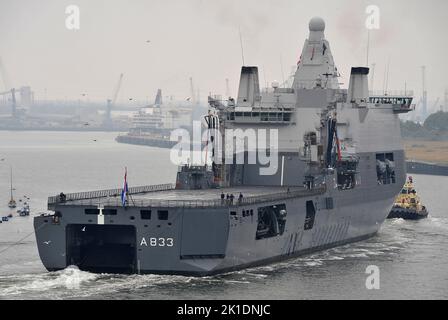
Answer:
[{"left": 34, "top": 17, "right": 413, "bottom": 276}]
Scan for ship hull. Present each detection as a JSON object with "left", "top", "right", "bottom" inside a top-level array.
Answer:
[
  {"left": 33, "top": 196, "right": 390, "bottom": 276},
  {"left": 34, "top": 149, "right": 405, "bottom": 276},
  {"left": 43, "top": 233, "right": 377, "bottom": 277}
]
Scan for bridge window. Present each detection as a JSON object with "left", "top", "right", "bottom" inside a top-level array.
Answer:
[{"left": 261, "top": 113, "right": 269, "bottom": 121}]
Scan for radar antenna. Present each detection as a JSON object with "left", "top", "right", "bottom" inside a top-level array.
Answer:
[{"left": 239, "top": 27, "right": 245, "bottom": 66}]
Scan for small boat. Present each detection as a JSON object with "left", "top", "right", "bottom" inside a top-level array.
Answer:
[
  {"left": 17, "top": 203, "right": 30, "bottom": 217},
  {"left": 8, "top": 199, "right": 16, "bottom": 209},
  {"left": 388, "top": 176, "right": 428, "bottom": 220},
  {"left": 8, "top": 167, "right": 16, "bottom": 209}
]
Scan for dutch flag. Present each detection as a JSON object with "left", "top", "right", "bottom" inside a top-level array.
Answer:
[{"left": 121, "top": 167, "right": 128, "bottom": 207}]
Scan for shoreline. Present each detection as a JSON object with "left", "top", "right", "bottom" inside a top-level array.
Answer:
[{"left": 404, "top": 140, "right": 448, "bottom": 165}]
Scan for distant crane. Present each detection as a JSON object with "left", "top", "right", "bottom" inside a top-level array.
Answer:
[
  {"left": 104, "top": 73, "right": 124, "bottom": 127},
  {"left": 189, "top": 77, "right": 198, "bottom": 106},
  {"left": 370, "top": 63, "right": 376, "bottom": 92},
  {"left": 0, "top": 88, "right": 17, "bottom": 119},
  {"left": 0, "top": 57, "right": 17, "bottom": 118},
  {"left": 0, "top": 57, "right": 11, "bottom": 91},
  {"left": 432, "top": 97, "right": 440, "bottom": 112},
  {"left": 421, "top": 66, "right": 428, "bottom": 119},
  {"left": 444, "top": 88, "right": 448, "bottom": 112},
  {"left": 226, "top": 78, "right": 231, "bottom": 98}
]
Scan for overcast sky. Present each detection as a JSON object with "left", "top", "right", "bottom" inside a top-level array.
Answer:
[{"left": 0, "top": 0, "right": 447, "bottom": 107}]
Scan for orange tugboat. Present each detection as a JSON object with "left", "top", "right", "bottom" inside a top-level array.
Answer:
[{"left": 388, "top": 176, "right": 428, "bottom": 220}]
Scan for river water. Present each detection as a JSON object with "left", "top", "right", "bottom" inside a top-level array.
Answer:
[{"left": 0, "top": 131, "right": 447, "bottom": 300}]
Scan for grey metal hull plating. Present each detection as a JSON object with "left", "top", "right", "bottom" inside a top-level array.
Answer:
[{"left": 34, "top": 151, "right": 405, "bottom": 276}]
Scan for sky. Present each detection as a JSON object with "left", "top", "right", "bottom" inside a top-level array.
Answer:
[{"left": 0, "top": 0, "right": 447, "bottom": 108}]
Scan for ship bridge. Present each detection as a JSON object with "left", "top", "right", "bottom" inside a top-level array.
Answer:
[{"left": 369, "top": 90, "right": 415, "bottom": 113}]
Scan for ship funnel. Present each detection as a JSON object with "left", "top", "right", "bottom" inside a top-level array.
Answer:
[
  {"left": 237, "top": 66, "right": 260, "bottom": 107},
  {"left": 347, "top": 67, "right": 370, "bottom": 104}
]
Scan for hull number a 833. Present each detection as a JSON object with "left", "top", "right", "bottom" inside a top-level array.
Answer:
[{"left": 140, "top": 237, "right": 174, "bottom": 247}]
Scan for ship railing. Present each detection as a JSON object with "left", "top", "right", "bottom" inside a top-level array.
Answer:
[
  {"left": 236, "top": 187, "right": 326, "bottom": 206},
  {"left": 49, "top": 186, "right": 326, "bottom": 209},
  {"left": 48, "top": 184, "right": 175, "bottom": 205},
  {"left": 369, "top": 90, "right": 414, "bottom": 97}
]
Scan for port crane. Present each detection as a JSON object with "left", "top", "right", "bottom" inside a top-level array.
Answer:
[
  {"left": 189, "top": 77, "right": 199, "bottom": 106},
  {"left": 0, "top": 88, "right": 17, "bottom": 118},
  {"left": 0, "top": 57, "right": 17, "bottom": 118},
  {"left": 104, "top": 73, "right": 124, "bottom": 126}
]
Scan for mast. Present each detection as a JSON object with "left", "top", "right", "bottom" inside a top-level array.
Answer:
[{"left": 10, "top": 166, "right": 13, "bottom": 200}]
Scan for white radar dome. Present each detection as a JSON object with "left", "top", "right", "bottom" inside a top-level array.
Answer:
[{"left": 309, "top": 17, "right": 325, "bottom": 32}]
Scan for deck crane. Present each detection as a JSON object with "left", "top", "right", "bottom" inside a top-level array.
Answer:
[{"left": 104, "top": 73, "right": 124, "bottom": 126}]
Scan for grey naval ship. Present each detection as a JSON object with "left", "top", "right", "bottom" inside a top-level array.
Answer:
[{"left": 34, "top": 17, "right": 414, "bottom": 276}]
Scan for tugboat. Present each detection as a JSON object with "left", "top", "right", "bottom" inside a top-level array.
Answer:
[{"left": 388, "top": 176, "right": 428, "bottom": 220}]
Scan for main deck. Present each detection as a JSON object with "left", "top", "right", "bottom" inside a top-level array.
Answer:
[{"left": 48, "top": 184, "right": 325, "bottom": 209}]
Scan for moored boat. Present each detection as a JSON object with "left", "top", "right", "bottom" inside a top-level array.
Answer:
[{"left": 17, "top": 203, "right": 31, "bottom": 217}]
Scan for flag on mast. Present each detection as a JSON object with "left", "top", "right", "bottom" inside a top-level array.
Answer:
[{"left": 121, "top": 167, "right": 128, "bottom": 207}]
